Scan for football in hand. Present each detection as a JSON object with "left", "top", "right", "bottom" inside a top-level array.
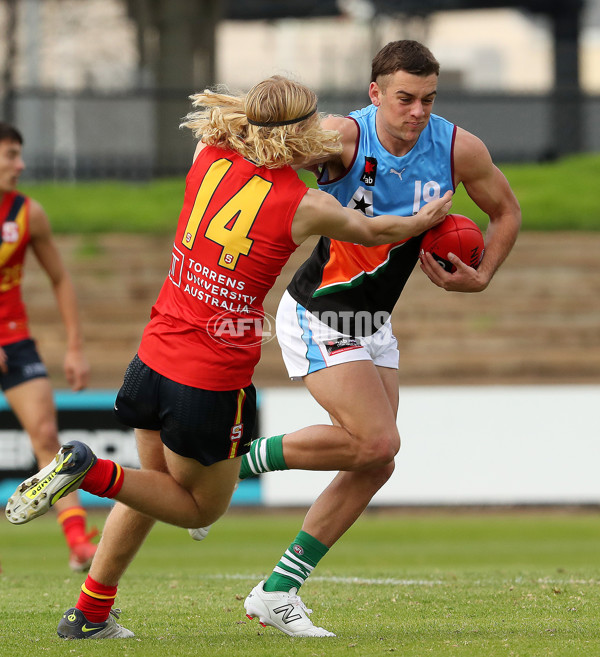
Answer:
[{"left": 421, "top": 214, "right": 484, "bottom": 273}]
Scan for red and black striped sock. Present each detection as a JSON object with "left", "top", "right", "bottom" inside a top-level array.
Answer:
[{"left": 81, "top": 459, "right": 125, "bottom": 498}]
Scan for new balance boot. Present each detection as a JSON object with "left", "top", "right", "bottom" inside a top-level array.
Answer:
[{"left": 244, "top": 580, "right": 335, "bottom": 637}]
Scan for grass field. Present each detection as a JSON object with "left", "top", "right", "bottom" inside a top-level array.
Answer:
[
  {"left": 1, "top": 508, "right": 600, "bottom": 656},
  {"left": 19, "top": 153, "right": 600, "bottom": 233}
]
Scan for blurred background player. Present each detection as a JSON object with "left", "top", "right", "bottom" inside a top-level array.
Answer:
[{"left": 0, "top": 122, "right": 96, "bottom": 571}]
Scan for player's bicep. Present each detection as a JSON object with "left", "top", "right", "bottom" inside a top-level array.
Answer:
[
  {"left": 455, "top": 130, "right": 516, "bottom": 219},
  {"left": 465, "top": 164, "right": 519, "bottom": 226}
]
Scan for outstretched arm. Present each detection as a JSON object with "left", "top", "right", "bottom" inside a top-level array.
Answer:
[
  {"left": 292, "top": 188, "right": 452, "bottom": 246},
  {"left": 29, "top": 200, "right": 90, "bottom": 390}
]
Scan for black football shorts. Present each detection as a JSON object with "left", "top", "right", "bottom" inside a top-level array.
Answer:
[
  {"left": 0, "top": 338, "right": 48, "bottom": 391},
  {"left": 114, "top": 354, "right": 257, "bottom": 466}
]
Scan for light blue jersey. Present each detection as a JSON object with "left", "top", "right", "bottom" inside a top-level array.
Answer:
[
  {"left": 287, "top": 105, "right": 457, "bottom": 336},
  {"left": 321, "top": 105, "right": 455, "bottom": 217}
]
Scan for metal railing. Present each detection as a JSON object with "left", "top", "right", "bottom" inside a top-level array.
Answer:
[{"left": 6, "top": 89, "right": 600, "bottom": 180}]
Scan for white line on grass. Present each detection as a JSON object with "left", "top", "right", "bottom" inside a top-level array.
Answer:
[
  {"left": 200, "top": 573, "right": 443, "bottom": 586},
  {"left": 312, "top": 576, "right": 443, "bottom": 586},
  {"left": 197, "top": 574, "right": 600, "bottom": 587}
]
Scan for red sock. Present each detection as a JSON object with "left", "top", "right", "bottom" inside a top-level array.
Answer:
[
  {"left": 77, "top": 575, "right": 118, "bottom": 623},
  {"left": 81, "top": 459, "right": 125, "bottom": 498},
  {"left": 57, "top": 507, "right": 88, "bottom": 549}
]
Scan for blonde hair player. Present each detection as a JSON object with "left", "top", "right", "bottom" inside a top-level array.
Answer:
[{"left": 5, "top": 75, "right": 451, "bottom": 639}]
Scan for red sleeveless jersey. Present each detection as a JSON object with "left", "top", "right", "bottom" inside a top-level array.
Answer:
[
  {"left": 0, "top": 192, "right": 31, "bottom": 346},
  {"left": 138, "top": 145, "right": 307, "bottom": 390}
]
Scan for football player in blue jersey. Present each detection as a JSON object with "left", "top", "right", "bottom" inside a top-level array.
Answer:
[{"left": 237, "top": 40, "right": 521, "bottom": 637}]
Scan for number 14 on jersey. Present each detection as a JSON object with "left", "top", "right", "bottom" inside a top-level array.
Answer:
[{"left": 181, "top": 158, "right": 273, "bottom": 271}]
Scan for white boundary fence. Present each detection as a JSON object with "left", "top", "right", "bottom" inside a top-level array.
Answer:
[
  {"left": 1, "top": 385, "right": 598, "bottom": 507},
  {"left": 259, "top": 385, "right": 600, "bottom": 506}
]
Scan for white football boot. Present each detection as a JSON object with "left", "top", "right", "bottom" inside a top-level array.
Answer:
[{"left": 244, "top": 580, "right": 335, "bottom": 637}]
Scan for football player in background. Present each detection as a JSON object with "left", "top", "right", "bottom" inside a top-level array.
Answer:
[{"left": 0, "top": 122, "right": 96, "bottom": 572}]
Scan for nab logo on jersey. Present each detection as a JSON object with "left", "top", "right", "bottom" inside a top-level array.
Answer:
[{"left": 360, "top": 157, "right": 378, "bottom": 186}]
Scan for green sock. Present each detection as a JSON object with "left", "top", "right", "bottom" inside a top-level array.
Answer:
[
  {"left": 263, "top": 530, "right": 329, "bottom": 593},
  {"left": 239, "top": 434, "right": 287, "bottom": 479}
]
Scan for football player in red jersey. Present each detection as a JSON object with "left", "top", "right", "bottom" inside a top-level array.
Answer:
[
  {"left": 0, "top": 122, "right": 96, "bottom": 572},
  {"left": 5, "top": 76, "right": 451, "bottom": 639}
]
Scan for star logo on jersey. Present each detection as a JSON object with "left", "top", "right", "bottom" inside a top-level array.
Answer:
[
  {"left": 360, "top": 157, "right": 378, "bottom": 186},
  {"left": 353, "top": 195, "right": 372, "bottom": 214},
  {"left": 348, "top": 187, "right": 374, "bottom": 217}
]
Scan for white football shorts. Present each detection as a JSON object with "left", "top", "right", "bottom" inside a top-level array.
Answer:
[{"left": 276, "top": 290, "right": 399, "bottom": 380}]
